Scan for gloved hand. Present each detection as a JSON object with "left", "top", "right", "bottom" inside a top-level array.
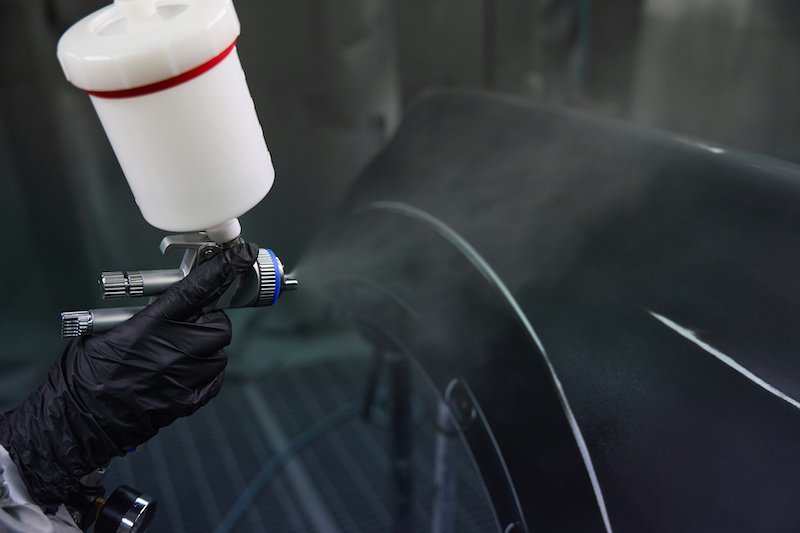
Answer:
[{"left": 0, "top": 242, "right": 259, "bottom": 512}]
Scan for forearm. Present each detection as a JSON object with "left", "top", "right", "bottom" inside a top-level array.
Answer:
[{"left": 0, "top": 360, "right": 122, "bottom": 511}]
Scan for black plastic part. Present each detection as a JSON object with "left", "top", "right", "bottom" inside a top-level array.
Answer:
[{"left": 95, "top": 485, "right": 157, "bottom": 533}]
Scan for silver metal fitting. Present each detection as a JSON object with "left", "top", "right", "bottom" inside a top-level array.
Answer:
[
  {"left": 61, "top": 311, "right": 93, "bottom": 337},
  {"left": 100, "top": 272, "right": 128, "bottom": 299},
  {"left": 100, "top": 270, "right": 184, "bottom": 300},
  {"left": 94, "top": 486, "right": 156, "bottom": 533},
  {"left": 100, "top": 271, "right": 145, "bottom": 299}
]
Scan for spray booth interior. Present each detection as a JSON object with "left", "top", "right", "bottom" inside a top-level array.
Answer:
[{"left": 2, "top": 1, "right": 800, "bottom": 532}]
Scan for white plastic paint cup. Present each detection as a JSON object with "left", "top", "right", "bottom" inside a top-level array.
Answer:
[{"left": 57, "top": 0, "right": 273, "bottom": 241}]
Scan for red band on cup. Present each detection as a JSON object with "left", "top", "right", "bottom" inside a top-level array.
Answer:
[{"left": 85, "top": 41, "right": 237, "bottom": 99}]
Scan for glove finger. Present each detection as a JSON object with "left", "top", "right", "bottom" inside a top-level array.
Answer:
[
  {"left": 145, "top": 242, "right": 259, "bottom": 321},
  {"left": 191, "top": 361, "right": 226, "bottom": 408},
  {"left": 154, "top": 315, "right": 233, "bottom": 359},
  {"left": 195, "top": 310, "right": 231, "bottom": 326},
  {"left": 148, "top": 354, "right": 227, "bottom": 427},
  {"left": 97, "top": 307, "right": 234, "bottom": 361}
]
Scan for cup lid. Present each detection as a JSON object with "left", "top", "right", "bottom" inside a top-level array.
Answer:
[{"left": 57, "top": 0, "right": 240, "bottom": 92}]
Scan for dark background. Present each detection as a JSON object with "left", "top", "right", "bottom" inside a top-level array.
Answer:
[{"left": 1, "top": 2, "right": 799, "bottom": 531}]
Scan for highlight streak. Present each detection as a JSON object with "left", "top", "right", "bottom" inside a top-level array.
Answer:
[{"left": 649, "top": 311, "right": 800, "bottom": 411}]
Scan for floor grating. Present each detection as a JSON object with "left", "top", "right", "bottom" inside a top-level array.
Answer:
[{"left": 101, "top": 351, "right": 497, "bottom": 533}]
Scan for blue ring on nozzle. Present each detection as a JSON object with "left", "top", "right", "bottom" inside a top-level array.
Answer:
[{"left": 265, "top": 248, "right": 281, "bottom": 306}]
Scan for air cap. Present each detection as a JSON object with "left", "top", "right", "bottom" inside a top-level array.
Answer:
[{"left": 57, "top": 0, "right": 241, "bottom": 93}]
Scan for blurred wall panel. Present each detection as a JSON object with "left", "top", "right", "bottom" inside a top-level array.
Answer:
[
  {"left": 631, "top": 0, "right": 800, "bottom": 162},
  {"left": 234, "top": 0, "right": 401, "bottom": 266},
  {"left": 392, "top": 0, "right": 484, "bottom": 103}
]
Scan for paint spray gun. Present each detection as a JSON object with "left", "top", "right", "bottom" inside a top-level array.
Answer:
[
  {"left": 61, "top": 229, "right": 298, "bottom": 337},
  {"left": 55, "top": 0, "right": 293, "bottom": 529}
]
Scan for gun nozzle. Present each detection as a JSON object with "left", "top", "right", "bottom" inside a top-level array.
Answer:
[{"left": 283, "top": 278, "right": 299, "bottom": 291}]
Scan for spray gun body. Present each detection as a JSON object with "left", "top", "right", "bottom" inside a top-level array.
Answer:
[{"left": 62, "top": 231, "right": 298, "bottom": 338}]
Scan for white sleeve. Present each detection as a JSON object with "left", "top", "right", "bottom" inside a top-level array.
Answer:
[{"left": 0, "top": 446, "right": 82, "bottom": 533}]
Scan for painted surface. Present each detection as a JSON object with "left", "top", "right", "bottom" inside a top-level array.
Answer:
[{"left": 302, "top": 90, "right": 800, "bottom": 532}]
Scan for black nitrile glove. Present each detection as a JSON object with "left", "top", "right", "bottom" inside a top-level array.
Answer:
[{"left": 0, "top": 242, "right": 259, "bottom": 511}]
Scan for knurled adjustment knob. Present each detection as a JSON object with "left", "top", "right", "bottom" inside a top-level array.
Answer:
[
  {"left": 100, "top": 271, "right": 145, "bottom": 299},
  {"left": 100, "top": 272, "right": 128, "bottom": 299},
  {"left": 61, "top": 311, "right": 93, "bottom": 338},
  {"left": 126, "top": 271, "right": 144, "bottom": 297},
  {"left": 256, "top": 249, "right": 278, "bottom": 307}
]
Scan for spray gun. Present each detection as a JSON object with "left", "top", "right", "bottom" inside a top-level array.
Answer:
[
  {"left": 55, "top": 0, "right": 288, "bottom": 530},
  {"left": 61, "top": 228, "right": 298, "bottom": 337}
]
